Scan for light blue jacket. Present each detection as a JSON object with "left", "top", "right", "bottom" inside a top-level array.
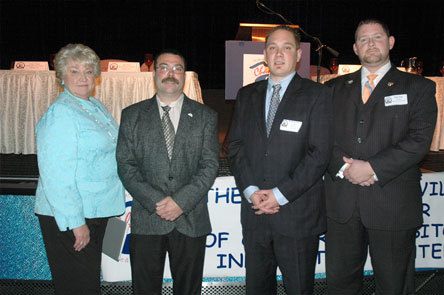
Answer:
[{"left": 35, "top": 89, "right": 125, "bottom": 231}]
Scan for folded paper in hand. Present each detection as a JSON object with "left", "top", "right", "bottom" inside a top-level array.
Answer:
[{"left": 102, "top": 217, "right": 127, "bottom": 261}]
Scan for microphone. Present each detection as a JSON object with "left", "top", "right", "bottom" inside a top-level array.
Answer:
[
  {"left": 255, "top": 0, "right": 340, "bottom": 83},
  {"left": 256, "top": 0, "right": 275, "bottom": 16},
  {"left": 325, "top": 46, "right": 340, "bottom": 58},
  {"left": 257, "top": 1, "right": 268, "bottom": 10},
  {"left": 255, "top": 1, "right": 340, "bottom": 57}
]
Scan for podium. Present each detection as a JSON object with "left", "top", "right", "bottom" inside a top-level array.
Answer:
[{"left": 235, "top": 23, "right": 300, "bottom": 42}]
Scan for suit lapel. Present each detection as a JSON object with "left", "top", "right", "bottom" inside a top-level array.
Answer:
[
  {"left": 366, "top": 66, "right": 399, "bottom": 107},
  {"left": 141, "top": 97, "right": 170, "bottom": 161},
  {"left": 252, "top": 81, "right": 268, "bottom": 138},
  {"left": 268, "top": 74, "right": 302, "bottom": 139},
  {"left": 343, "top": 70, "right": 362, "bottom": 107},
  {"left": 171, "top": 96, "right": 194, "bottom": 161}
]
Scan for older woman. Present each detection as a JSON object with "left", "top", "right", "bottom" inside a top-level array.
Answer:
[{"left": 34, "top": 43, "right": 125, "bottom": 295}]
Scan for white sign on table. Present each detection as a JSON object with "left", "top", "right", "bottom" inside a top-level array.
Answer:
[
  {"left": 338, "top": 64, "right": 361, "bottom": 75},
  {"left": 13, "top": 61, "right": 49, "bottom": 71},
  {"left": 107, "top": 62, "right": 140, "bottom": 72}
]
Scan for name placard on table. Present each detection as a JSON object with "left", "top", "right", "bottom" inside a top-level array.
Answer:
[
  {"left": 107, "top": 62, "right": 140, "bottom": 72},
  {"left": 338, "top": 64, "right": 361, "bottom": 75},
  {"left": 13, "top": 61, "right": 49, "bottom": 71}
]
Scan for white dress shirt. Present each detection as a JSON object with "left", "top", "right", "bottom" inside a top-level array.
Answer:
[{"left": 156, "top": 94, "right": 184, "bottom": 133}]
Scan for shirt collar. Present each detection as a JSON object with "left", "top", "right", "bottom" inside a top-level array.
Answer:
[
  {"left": 156, "top": 94, "right": 184, "bottom": 108},
  {"left": 267, "top": 72, "right": 296, "bottom": 89},
  {"left": 361, "top": 61, "right": 391, "bottom": 85}
]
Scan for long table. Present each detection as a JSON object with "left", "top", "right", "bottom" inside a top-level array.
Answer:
[
  {"left": 0, "top": 70, "right": 203, "bottom": 154},
  {"left": 428, "top": 77, "right": 444, "bottom": 151},
  {"left": 311, "top": 75, "right": 444, "bottom": 151}
]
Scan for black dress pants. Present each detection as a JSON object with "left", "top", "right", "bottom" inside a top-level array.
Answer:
[
  {"left": 326, "top": 211, "right": 416, "bottom": 295},
  {"left": 243, "top": 225, "right": 319, "bottom": 295},
  {"left": 130, "top": 229, "right": 207, "bottom": 295},
  {"left": 37, "top": 214, "right": 108, "bottom": 295}
]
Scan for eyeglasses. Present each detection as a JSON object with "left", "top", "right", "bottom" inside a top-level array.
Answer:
[
  {"left": 356, "top": 34, "right": 385, "bottom": 45},
  {"left": 156, "top": 64, "right": 185, "bottom": 74}
]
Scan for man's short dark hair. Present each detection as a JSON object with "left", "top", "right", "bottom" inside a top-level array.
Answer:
[
  {"left": 154, "top": 49, "right": 187, "bottom": 70},
  {"left": 265, "top": 25, "right": 301, "bottom": 47},
  {"left": 355, "top": 19, "right": 391, "bottom": 41}
]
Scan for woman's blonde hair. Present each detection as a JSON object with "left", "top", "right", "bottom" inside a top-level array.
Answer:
[{"left": 54, "top": 43, "right": 100, "bottom": 84}]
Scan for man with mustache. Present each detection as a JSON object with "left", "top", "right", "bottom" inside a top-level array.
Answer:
[
  {"left": 228, "top": 25, "right": 333, "bottom": 294},
  {"left": 324, "top": 19, "right": 437, "bottom": 294},
  {"left": 116, "top": 49, "right": 219, "bottom": 294}
]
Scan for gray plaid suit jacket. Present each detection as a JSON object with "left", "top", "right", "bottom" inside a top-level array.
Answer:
[{"left": 116, "top": 95, "right": 219, "bottom": 237}]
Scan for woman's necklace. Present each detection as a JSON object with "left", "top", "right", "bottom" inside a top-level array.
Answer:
[{"left": 67, "top": 93, "right": 118, "bottom": 143}]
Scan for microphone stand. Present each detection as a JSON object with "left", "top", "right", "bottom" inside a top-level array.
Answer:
[{"left": 256, "top": 1, "right": 339, "bottom": 83}]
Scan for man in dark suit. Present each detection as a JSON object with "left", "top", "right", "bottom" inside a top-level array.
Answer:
[
  {"left": 228, "top": 25, "right": 333, "bottom": 294},
  {"left": 325, "top": 19, "right": 437, "bottom": 295},
  {"left": 116, "top": 49, "right": 219, "bottom": 295}
]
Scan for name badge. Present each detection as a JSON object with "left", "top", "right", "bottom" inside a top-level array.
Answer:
[
  {"left": 280, "top": 119, "right": 302, "bottom": 133},
  {"left": 384, "top": 94, "right": 408, "bottom": 106}
]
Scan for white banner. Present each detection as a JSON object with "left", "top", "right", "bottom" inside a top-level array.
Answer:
[
  {"left": 102, "top": 172, "right": 444, "bottom": 282},
  {"left": 415, "top": 171, "right": 444, "bottom": 268}
]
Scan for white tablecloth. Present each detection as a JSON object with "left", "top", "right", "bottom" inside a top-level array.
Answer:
[
  {"left": 0, "top": 70, "right": 203, "bottom": 154},
  {"left": 427, "top": 77, "right": 444, "bottom": 152}
]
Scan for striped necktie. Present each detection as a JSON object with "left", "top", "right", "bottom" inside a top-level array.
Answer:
[
  {"left": 161, "top": 105, "right": 175, "bottom": 160},
  {"left": 362, "top": 73, "right": 378, "bottom": 103},
  {"left": 266, "top": 84, "right": 281, "bottom": 136}
]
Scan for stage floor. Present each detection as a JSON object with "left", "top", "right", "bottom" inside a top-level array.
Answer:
[{"left": 1, "top": 271, "right": 444, "bottom": 295}]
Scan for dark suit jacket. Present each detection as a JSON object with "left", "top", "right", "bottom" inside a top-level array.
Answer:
[
  {"left": 228, "top": 74, "right": 333, "bottom": 238},
  {"left": 116, "top": 95, "right": 219, "bottom": 238},
  {"left": 325, "top": 67, "right": 437, "bottom": 230}
]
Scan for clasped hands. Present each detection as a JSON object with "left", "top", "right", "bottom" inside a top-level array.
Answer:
[
  {"left": 156, "top": 196, "right": 183, "bottom": 221},
  {"left": 251, "top": 189, "right": 280, "bottom": 215},
  {"left": 342, "top": 156, "right": 376, "bottom": 186}
]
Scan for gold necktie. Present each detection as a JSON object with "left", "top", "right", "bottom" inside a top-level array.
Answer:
[{"left": 362, "top": 73, "right": 378, "bottom": 103}]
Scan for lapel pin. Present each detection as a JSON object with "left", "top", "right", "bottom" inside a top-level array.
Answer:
[
  {"left": 387, "top": 82, "right": 394, "bottom": 87},
  {"left": 188, "top": 113, "right": 193, "bottom": 117},
  {"left": 347, "top": 80, "right": 354, "bottom": 84}
]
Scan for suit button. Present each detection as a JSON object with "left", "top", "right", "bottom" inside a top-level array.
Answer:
[
  {"left": 265, "top": 152, "right": 268, "bottom": 157},
  {"left": 357, "top": 137, "right": 362, "bottom": 143},
  {"left": 168, "top": 176, "right": 173, "bottom": 181},
  {"left": 359, "top": 120, "right": 364, "bottom": 124}
]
